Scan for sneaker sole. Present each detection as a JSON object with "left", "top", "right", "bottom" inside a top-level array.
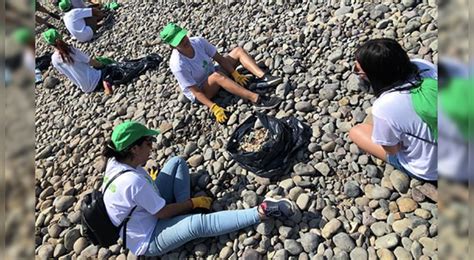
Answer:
[{"left": 263, "top": 198, "right": 297, "bottom": 218}]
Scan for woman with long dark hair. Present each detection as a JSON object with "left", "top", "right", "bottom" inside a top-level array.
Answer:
[
  {"left": 101, "top": 121, "right": 296, "bottom": 256},
  {"left": 42, "top": 28, "right": 112, "bottom": 94},
  {"left": 349, "top": 38, "right": 438, "bottom": 182}
]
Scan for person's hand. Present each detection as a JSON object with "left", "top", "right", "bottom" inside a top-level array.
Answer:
[
  {"left": 190, "top": 196, "right": 213, "bottom": 209},
  {"left": 210, "top": 103, "right": 228, "bottom": 124},
  {"left": 231, "top": 71, "right": 249, "bottom": 87},
  {"left": 148, "top": 166, "right": 159, "bottom": 181}
]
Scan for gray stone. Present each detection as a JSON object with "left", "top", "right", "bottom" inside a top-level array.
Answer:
[
  {"left": 370, "top": 222, "right": 390, "bottom": 237},
  {"left": 295, "top": 101, "right": 313, "bottom": 112},
  {"left": 242, "top": 190, "right": 258, "bottom": 207},
  {"left": 322, "top": 218, "right": 342, "bottom": 239},
  {"left": 394, "top": 247, "right": 413, "bottom": 260},
  {"left": 328, "top": 49, "right": 343, "bottom": 63},
  {"left": 284, "top": 239, "right": 303, "bottom": 255},
  {"left": 243, "top": 41, "right": 256, "bottom": 52},
  {"left": 402, "top": 0, "right": 418, "bottom": 8},
  {"left": 293, "top": 163, "right": 316, "bottom": 176},
  {"left": 335, "top": 6, "right": 353, "bottom": 16},
  {"left": 375, "top": 233, "right": 399, "bottom": 249},
  {"left": 43, "top": 76, "right": 60, "bottom": 89},
  {"left": 344, "top": 181, "right": 361, "bottom": 198},
  {"left": 300, "top": 233, "right": 319, "bottom": 253},
  {"left": 54, "top": 196, "right": 75, "bottom": 212},
  {"left": 38, "top": 244, "right": 54, "bottom": 260},
  {"left": 315, "top": 162, "right": 331, "bottom": 176},
  {"left": 273, "top": 249, "right": 288, "bottom": 260},
  {"left": 350, "top": 247, "right": 368, "bottom": 260},
  {"left": 256, "top": 219, "right": 274, "bottom": 236},
  {"left": 187, "top": 154, "right": 204, "bottom": 167},
  {"left": 64, "top": 228, "right": 81, "bottom": 251},
  {"left": 390, "top": 170, "right": 410, "bottom": 193},
  {"left": 296, "top": 193, "right": 310, "bottom": 210},
  {"left": 333, "top": 233, "right": 355, "bottom": 252},
  {"left": 364, "top": 184, "right": 391, "bottom": 200}
]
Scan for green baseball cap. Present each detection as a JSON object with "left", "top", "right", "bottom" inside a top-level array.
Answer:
[
  {"left": 160, "top": 23, "right": 188, "bottom": 47},
  {"left": 58, "top": 0, "right": 72, "bottom": 12},
  {"left": 14, "top": 28, "right": 33, "bottom": 45},
  {"left": 111, "top": 121, "right": 160, "bottom": 152},
  {"left": 42, "top": 28, "right": 61, "bottom": 45}
]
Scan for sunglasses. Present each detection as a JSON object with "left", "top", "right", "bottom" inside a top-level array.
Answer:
[{"left": 144, "top": 136, "right": 157, "bottom": 143}]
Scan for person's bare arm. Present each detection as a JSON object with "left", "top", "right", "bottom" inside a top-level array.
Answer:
[
  {"left": 189, "top": 86, "right": 214, "bottom": 108},
  {"left": 213, "top": 52, "right": 235, "bottom": 75},
  {"left": 154, "top": 200, "right": 192, "bottom": 219}
]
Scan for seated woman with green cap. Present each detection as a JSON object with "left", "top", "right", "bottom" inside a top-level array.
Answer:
[
  {"left": 58, "top": 0, "right": 104, "bottom": 42},
  {"left": 42, "top": 28, "right": 113, "bottom": 94},
  {"left": 348, "top": 38, "right": 438, "bottom": 182},
  {"left": 160, "top": 23, "right": 283, "bottom": 124},
  {"left": 101, "top": 120, "right": 296, "bottom": 256}
]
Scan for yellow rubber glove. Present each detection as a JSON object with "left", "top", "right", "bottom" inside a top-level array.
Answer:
[
  {"left": 190, "top": 196, "right": 213, "bottom": 209},
  {"left": 210, "top": 103, "right": 228, "bottom": 124},
  {"left": 231, "top": 70, "right": 249, "bottom": 86},
  {"left": 148, "top": 166, "right": 159, "bottom": 181}
]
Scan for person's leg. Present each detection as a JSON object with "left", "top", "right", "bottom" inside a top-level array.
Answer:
[
  {"left": 203, "top": 72, "right": 259, "bottom": 102},
  {"left": 349, "top": 123, "right": 387, "bottom": 161},
  {"left": 227, "top": 47, "right": 265, "bottom": 78},
  {"left": 85, "top": 17, "right": 99, "bottom": 32},
  {"left": 145, "top": 208, "right": 261, "bottom": 256},
  {"left": 154, "top": 156, "right": 191, "bottom": 204}
]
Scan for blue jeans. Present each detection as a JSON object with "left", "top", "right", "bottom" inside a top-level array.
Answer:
[{"left": 144, "top": 156, "right": 261, "bottom": 256}]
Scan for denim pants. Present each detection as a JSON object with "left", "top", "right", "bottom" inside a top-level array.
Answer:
[{"left": 144, "top": 156, "right": 261, "bottom": 256}]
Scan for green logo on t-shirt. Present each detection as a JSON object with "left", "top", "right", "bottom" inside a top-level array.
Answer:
[{"left": 202, "top": 60, "right": 212, "bottom": 74}]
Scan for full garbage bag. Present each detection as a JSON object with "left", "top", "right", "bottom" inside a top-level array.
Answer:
[
  {"left": 102, "top": 53, "right": 162, "bottom": 85},
  {"left": 226, "top": 113, "right": 311, "bottom": 178}
]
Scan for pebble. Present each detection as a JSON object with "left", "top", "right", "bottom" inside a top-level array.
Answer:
[
  {"left": 322, "top": 219, "right": 342, "bottom": 239},
  {"left": 350, "top": 247, "right": 368, "bottom": 260},
  {"left": 284, "top": 239, "right": 303, "bottom": 255},
  {"left": 389, "top": 170, "right": 410, "bottom": 193},
  {"left": 375, "top": 233, "right": 400, "bottom": 249},
  {"left": 365, "top": 184, "right": 391, "bottom": 200},
  {"left": 344, "top": 181, "right": 361, "bottom": 198},
  {"left": 397, "top": 198, "right": 418, "bottom": 213},
  {"left": 333, "top": 233, "right": 355, "bottom": 252},
  {"left": 314, "top": 162, "right": 331, "bottom": 176},
  {"left": 300, "top": 233, "right": 319, "bottom": 253}
]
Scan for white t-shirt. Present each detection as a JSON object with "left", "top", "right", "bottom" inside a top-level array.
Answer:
[
  {"left": 371, "top": 59, "right": 438, "bottom": 181},
  {"left": 63, "top": 8, "right": 94, "bottom": 42},
  {"left": 102, "top": 158, "right": 166, "bottom": 256},
  {"left": 71, "top": 0, "right": 87, "bottom": 8},
  {"left": 51, "top": 47, "right": 101, "bottom": 93},
  {"left": 169, "top": 37, "right": 217, "bottom": 102}
]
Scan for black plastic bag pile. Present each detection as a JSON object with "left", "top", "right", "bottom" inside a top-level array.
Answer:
[
  {"left": 227, "top": 113, "right": 311, "bottom": 178},
  {"left": 103, "top": 53, "right": 162, "bottom": 85}
]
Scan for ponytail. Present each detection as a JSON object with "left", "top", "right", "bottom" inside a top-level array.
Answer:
[
  {"left": 102, "top": 139, "right": 132, "bottom": 161},
  {"left": 54, "top": 39, "right": 74, "bottom": 64}
]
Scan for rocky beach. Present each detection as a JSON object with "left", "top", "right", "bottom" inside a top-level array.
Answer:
[{"left": 35, "top": 0, "right": 439, "bottom": 259}]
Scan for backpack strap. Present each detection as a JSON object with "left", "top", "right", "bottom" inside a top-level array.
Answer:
[
  {"left": 405, "top": 132, "right": 438, "bottom": 146},
  {"left": 103, "top": 169, "right": 132, "bottom": 193},
  {"left": 119, "top": 206, "right": 137, "bottom": 249},
  {"left": 102, "top": 169, "right": 137, "bottom": 249}
]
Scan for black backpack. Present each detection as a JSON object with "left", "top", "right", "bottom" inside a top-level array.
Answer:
[{"left": 81, "top": 170, "right": 137, "bottom": 248}]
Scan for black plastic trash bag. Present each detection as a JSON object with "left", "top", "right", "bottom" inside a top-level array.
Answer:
[
  {"left": 36, "top": 52, "right": 52, "bottom": 71},
  {"left": 102, "top": 53, "right": 162, "bottom": 85},
  {"left": 227, "top": 113, "right": 311, "bottom": 178}
]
